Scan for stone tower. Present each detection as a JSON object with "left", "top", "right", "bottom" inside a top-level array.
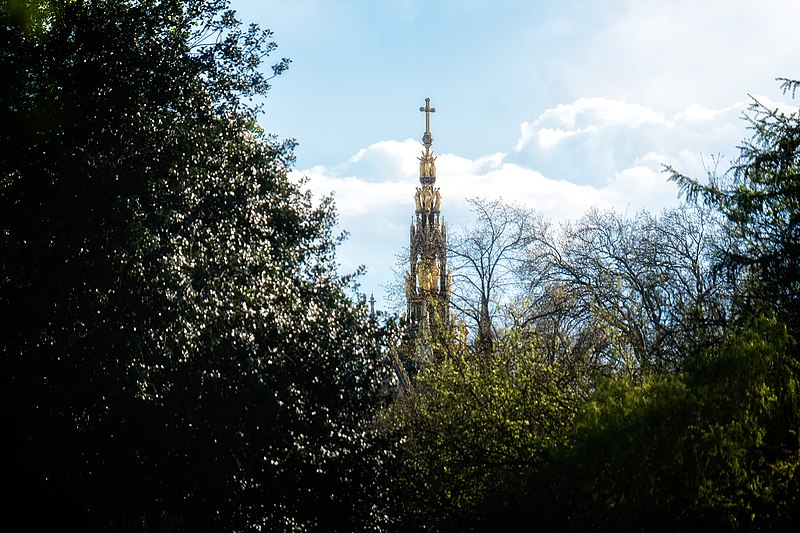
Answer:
[{"left": 406, "top": 98, "right": 451, "bottom": 346}]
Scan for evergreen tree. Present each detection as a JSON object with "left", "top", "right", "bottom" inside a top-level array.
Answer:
[{"left": 667, "top": 78, "right": 800, "bottom": 332}]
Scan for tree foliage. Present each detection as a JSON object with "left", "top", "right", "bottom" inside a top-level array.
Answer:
[
  {"left": 2, "top": 1, "right": 392, "bottom": 530},
  {"left": 390, "top": 317, "right": 799, "bottom": 531},
  {"left": 561, "top": 317, "right": 800, "bottom": 531},
  {"left": 390, "top": 79, "right": 800, "bottom": 531},
  {"left": 667, "top": 79, "right": 800, "bottom": 332},
  {"left": 387, "top": 328, "right": 593, "bottom": 531}
]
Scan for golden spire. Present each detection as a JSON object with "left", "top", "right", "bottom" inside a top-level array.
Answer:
[{"left": 406, "top": 97, "right": 450, "bottom": 352}]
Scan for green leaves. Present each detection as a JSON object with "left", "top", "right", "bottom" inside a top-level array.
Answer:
[
  {"left": 2, "top": 1, "right": 394, "bottom": 530},
  {"left": 388, "top": 330, "right": 590, "bottom": 530},
  {"left": 562, "top": 317, "right": 800, "bottom": 531},
  {"left": 666, "top": 79, "right": 800, "bottom": 331}
]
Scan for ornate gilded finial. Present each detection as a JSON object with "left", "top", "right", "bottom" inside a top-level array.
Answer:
[{"left": 419, "top": 97, "right": 436, "bottom": 150}]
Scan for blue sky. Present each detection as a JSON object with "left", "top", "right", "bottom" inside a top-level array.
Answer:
[{"left": 232, "top": 0, "right": 800, "bottom": 311}]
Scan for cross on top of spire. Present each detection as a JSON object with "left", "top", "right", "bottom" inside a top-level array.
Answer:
[{"left": 419, "top": 97, "right": 436, "bottom": 150}]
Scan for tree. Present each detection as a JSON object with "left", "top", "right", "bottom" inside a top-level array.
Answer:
[
  {"left": 667, "top": 78, "right": 800, "bottom": 332},
  {"left": 387, "top": 328, "right": 591, "bottom": 531},
  {"left": 550, "top": 80, "right": 800, "bottom": 530},
  {"left": 559, "top": 316, "right": 800, "bottom": 531},
  {"left": 448, "top": 198, "right": 543, "bottom": 353},
  {"left": 1, "top": 1, "right": 393, "bottom": 530},
  {"left": 386, "top": 78, "right": 800, "bottom": 530},
  {"left": 521, "top": 206, "right": 731, "bottom": 376}
]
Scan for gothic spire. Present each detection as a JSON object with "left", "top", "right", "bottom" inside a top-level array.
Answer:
[{"left": 406, "top": 97, "right": 451, "bottom": 346}]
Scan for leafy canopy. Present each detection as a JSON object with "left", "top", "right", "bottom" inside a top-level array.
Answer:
[{"left": 2, "top": 1, "right": 393, "bottom": 530}]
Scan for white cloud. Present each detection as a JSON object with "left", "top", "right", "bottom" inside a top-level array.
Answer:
[
  {"left": 674, "top": 103, "right": 726, "bottom": 123},
  {"left": 294, "top": 95, "right": 782, "bottom": 307},
  {"left": 331, "top": 138, "right": 420, "bottom": 183},
  {"left": 516, "top": 97, "right": 665, "bottom": 151},
  {"left": 508, "top": 98, "right": 749, "bottom": 187}
]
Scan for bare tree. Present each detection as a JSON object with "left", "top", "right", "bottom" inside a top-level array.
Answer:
[
  {"left": 448, "top": 198, "right": 544, "bottom": 353},
  {"left": 520, "top": 205, "right": 731, "bottom": 376}
]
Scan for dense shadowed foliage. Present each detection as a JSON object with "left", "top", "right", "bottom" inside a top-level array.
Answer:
[
  {"left": 557, "top": 317, "right": 799, "bottom": 532},
  {"left": 2, "top": 1, "right": 393, "bottom": 530}
]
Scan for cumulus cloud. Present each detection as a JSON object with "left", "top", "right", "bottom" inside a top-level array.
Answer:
[
  {"left": 335, "top": 139, "right": 420, "bottom": 183},
  {"left": 516, "top": 97, "right": 666, "bottom": 151},
  {"left": 507, "top": 97, "right": 746, "bottom": 187}
]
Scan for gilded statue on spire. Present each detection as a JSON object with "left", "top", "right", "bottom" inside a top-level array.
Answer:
[
  {"left": 413, "top": 186, "right": 442, "bottom": 213},
  {"left": 418, "top": 151, "right": 437, "bottom": 178}
]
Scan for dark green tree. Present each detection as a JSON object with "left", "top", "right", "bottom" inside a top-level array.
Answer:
[
  {"left": 667, "top": 78, "right": 800, "bottom": 332},
  {"left": 2, "top": 1, "right": 393, "bottom": 530},
  {"left": 560, "top": 316, "right": 799, "bottom": 531}
]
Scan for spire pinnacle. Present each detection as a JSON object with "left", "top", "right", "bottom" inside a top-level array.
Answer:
[{"left": 419, "top": 97, "right": 436, "bottom": 150}]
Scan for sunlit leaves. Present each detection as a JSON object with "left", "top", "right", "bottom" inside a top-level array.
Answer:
[
  {"left": 2, "top": 1, "right": 393, "bottom": 530},
  {"left": 388, "top": 329, "right": 590, "bottom": 530}
]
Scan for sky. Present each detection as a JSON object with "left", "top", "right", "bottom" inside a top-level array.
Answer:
[{"left": 232, "top": 0, "right": 800, "bottom": 312}]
